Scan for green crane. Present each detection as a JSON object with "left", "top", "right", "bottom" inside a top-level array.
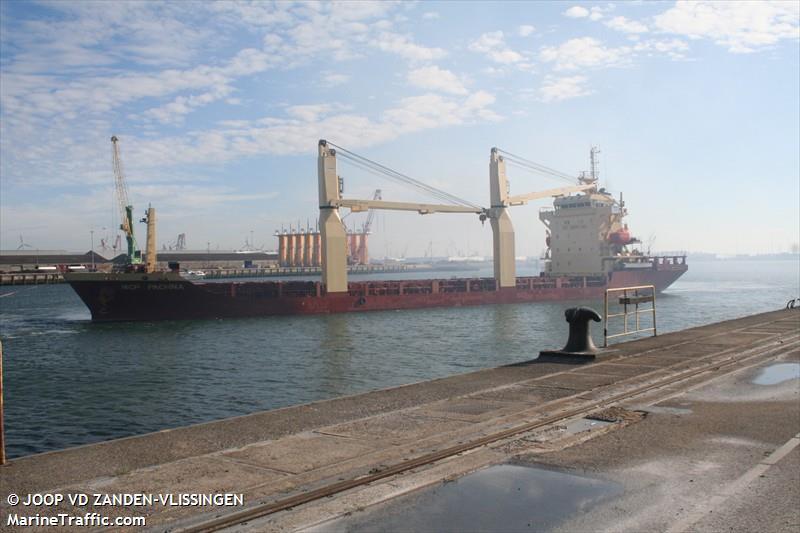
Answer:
[{"left": 111, "top": 136, "right": 141, "bottom": 264}]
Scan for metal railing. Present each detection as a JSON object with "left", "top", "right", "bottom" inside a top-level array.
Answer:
[{"left": 604, "top": 285, "right": 657, "bottom": 347}]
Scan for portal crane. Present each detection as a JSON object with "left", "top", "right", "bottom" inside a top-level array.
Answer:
[{"left": 111, "top": 136, "right": 141, "bottom": 264}]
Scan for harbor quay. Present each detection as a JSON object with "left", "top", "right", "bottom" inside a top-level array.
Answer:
[{"left": 1, "top": 309, "right": 798, "bottom": 532}]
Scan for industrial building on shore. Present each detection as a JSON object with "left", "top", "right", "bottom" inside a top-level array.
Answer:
[
  {"left": 0, "top": 249, "right": 278, "bottom": 273},
  {"left": 275, "top": 227, "right": 370, "bottom": 268}
]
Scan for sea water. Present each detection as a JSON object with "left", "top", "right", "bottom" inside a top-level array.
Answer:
[{"left": 0, "top": 259, "right": 797, "bottom": 458}]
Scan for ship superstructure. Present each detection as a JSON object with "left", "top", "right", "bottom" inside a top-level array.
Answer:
[
  {"left": 541, "top": 147, "right": 634, "bottom": 276},
  {"left": 541, "top": 189, "right": 633, "bottom": 275},
  {"left": 537, "top": 147, "right": 681, "bottom": 284}
]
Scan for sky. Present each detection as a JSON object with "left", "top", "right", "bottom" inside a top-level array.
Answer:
[{"left": 1, "top": 0, "right": 798, "bottom": 258}]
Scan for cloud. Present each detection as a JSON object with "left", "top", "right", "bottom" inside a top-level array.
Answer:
[
  {"left": 589, "top": 6, "right": 610, "bottom": 21},
  {"left": 286, "top": 104, "right": 341, "bottom": 122},
  {"left": 143, "top": 86, "right": 234, "bottom": 125},
  {"left": 469, "top": 31, "right": 526, "bottom": 64},
  {"left": 207, "top": 2, "right": 297, "bottom": 28},
  {"left": 654, "top": 0, "right": 799, "bottom": 53},
  {"left": 145, "top": 90, "right": 499, "bottom": 165},
  {"left": 538, "top": 75, "right": 592, "bottom": 102},
  {"left": 538, "top": 34, "right": 689, "bottom": 74},
  {"left": 322, "top": 73, "right": 350, "bottom": 87},
  {"left": 564, "top": 6, "right": 590, "bottom": 18},
  {"left": 605, "top": 16, "right": 649, "bottom": 34},
  {"left": 2, "top": 2, "right": 463, "bottom": 144},
  {"left": 565, "top": 5, "right": 613, "bottom": 21},
  {"left": 519, "top": 25, "right": 536, "bottom": 37},
  {"left": 22, "top": 89, "right": 501, "bottom": 185},
  {"left": 2, "top": 47, "right": 275, "bottom": 126},
  {"left": 2, "top": 2, "right": 216, "bottom": 71},
  {"left": 540, "top": 37, "right": 632, "bottom": 71},
  {"left": 422, "top": 12, "right": 440, "bottom": 20},
  {"left": 407, "top": 66, "right": 468, "bottom": 95},
  {"left": 215, "top": 2, "right": 394, "bottom": 63},
  {"left": 372, "top": 32, "right": 447, "bottom": 62},
  {"left": 634, "top": 39, "right": 690, "bottom": 60},
  {"left": 0, "top": 2, "right": 444, "bottom": 135}
]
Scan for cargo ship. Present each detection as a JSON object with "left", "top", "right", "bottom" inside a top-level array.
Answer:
[{"left": 65, "top": 142, "right": 687, "bottom": 321}]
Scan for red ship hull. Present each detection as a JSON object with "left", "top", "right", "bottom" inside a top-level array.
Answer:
[{"left": 65, "top": 260, "right": 687, "bottom": 322}]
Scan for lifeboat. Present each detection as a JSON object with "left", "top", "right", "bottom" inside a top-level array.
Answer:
[{"left": 608, "top": 228, "right": 631, "bottom": 245}]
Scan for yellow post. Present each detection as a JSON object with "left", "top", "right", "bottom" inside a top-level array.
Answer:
[{"left": 145, "top": 206, "right": 157, "bottom": 273}]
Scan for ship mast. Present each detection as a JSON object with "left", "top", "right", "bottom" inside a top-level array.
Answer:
[
  {"left": 590, "top": 146, "right": 600, "bottom": 181},
  {"left": 579, "top": 146, "right": 601, "bottom": 186}
]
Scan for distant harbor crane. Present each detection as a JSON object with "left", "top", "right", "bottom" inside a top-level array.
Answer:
[
  {"left": 111, "top": 136, "right": 141, "bottom": 264},
  {"left": 354, "top": 189, "right": 381, "bottom": 265}
]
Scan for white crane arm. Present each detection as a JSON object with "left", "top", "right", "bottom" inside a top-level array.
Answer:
[
  {"left": 332, "top": 199, "right": 483, "bottom": 215},
  {"left": 111, "top": 136, "right": 132, "bottom": 234},
  {"left": 506, "top": 184, "right": 595, "bottom": 206}
]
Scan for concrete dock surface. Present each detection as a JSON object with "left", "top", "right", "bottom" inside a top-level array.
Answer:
[{"left": 1, "top": 308, "right": 798, "bottom": 532}]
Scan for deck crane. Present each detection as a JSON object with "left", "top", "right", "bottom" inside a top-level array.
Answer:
[
  {"left": 485, "top": 147, "right": 597, "bottom": 287},
  {"left": 318, "top": 140, "right": 484, "bottom": 293},
  {"left": 110, "top": 136, "right": 141, "bottom": 264}
]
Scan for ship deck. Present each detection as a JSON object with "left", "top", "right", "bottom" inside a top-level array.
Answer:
[{"left": 2, "top": 308, "right": 797, "bottom": 531}]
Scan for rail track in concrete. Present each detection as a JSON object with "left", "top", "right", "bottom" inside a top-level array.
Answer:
[{"left": 175, "top": 318, "right": 799, "bottom": 533}]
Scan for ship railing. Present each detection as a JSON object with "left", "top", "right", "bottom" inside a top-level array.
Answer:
[
  {"left": 397, "top": 281, "right": 434, "bottom": 295},
  {"left": 281, "top": 281, "right": 318, "bottom": 297},
  {"left": 470, "top": 278, "right": 497, "bottom": 292},
  {"left": 347, "top": 277, "right": 503, "bottom": 297},
  {"left": 603, "top": 285, "right": 657, "bottom": 347},
  {"left": 609, "top": 254, "right": 687, "bottom": 270},
  {"left": 652, "top": 255, "right": 687, "bottom": 268},
  {"left": 586, "top": 276, "right": 607, "bottom": 287}
]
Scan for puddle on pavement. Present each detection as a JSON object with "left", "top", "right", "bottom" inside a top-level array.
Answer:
[
  {"left": 752, "top": 363, "right": 800, "bottom": 385},
  {"left": 310, "top": 464, "right": 622, "bottom": 533},
  {"left": 564, "top": 418, "right": 613, "bottom": 435}
]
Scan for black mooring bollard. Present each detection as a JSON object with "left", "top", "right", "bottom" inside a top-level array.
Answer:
[
  {"left": 563, "top": 307, "right": 602, "bottom": 352},
  {"left": 540, "top": 306, "right": 603, "bottom": 362}
]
